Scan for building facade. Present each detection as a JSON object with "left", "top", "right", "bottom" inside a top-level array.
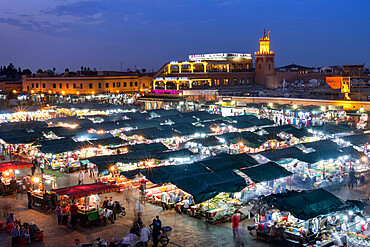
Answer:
[
  {"left": 22, "top": 72, "right": 152, "bottom": 95},
  {"left": 153, "top": 53, "right": 255, "bottom": 90}
]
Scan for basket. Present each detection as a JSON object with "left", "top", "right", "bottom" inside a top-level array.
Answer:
[{"left": 162, "top": 226, "right": 172, "bottom": 237}]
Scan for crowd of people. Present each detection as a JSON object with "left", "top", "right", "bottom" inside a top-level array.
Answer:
[{"left": 3, "top": 213, "right": 42, "bottom": 246}]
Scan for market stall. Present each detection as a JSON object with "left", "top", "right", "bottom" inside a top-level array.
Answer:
[
  {"left": 0, "top": 161, "right": 33, "bottom": 194},
  {"left": 255, "top": 189, "right": 365, "bottom": 246},
  {"left": 51, "top": 183, "right": 118, "bottom": 226}
]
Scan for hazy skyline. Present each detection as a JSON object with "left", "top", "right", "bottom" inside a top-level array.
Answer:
[{"left": 0, "top": 0, "right": 369, "bottom": 73}]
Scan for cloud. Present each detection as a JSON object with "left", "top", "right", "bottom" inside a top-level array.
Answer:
[
  {"left": 123, "top": 12, "right": 143, "bottom": 22},
  {"left": 0, "top": 0, "right": 104, "bottom": 33}
]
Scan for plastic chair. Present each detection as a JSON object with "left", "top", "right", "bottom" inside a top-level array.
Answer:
[
  {"left": 0, "top": 221, "right": 4, "bottom": 230},
  {"left": 20, "top": 238, "right": 28, "bottom": 246},
  {"left": 6, "top": 223, "right": 14, "bottom": 233},
  {"left": 36, "top": 231, "right": 44, "bottom": 241}
]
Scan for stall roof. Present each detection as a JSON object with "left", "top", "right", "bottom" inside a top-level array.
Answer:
[
  {"left": 258, "top": 146, "right": 303, "bottom": 161},
  {"left": 295, "top": 148, "right": 344, "bottom": 164},
  {"left": 44, "top": 126, "right": 88, "bottom": 137},
  {"left": 171, "top": 169, "right": 247, "bottom": 204},
  {"left": 148, "top": 109, "right": 180, "bottom": 118},
  {"left": 180, "top": 111, "right": 227, "bottom": 122},
  {"left": 311, "top": 124, "right": 355, "bottom": 135},
  {"left": 186, "top": 136, "right": 221, "bottom": 147},
  {"left": 239, "top": 162, "right": 292, "bottom": 183},
  {"left": 0, "top": 121, "right": 48, "bottom": 131},
  {"left": 0, "top": 161, "right": 32, "bottom": 172},
  {"left": 155, "top": 149, "right": 194, "bottom": 160},
  {"left": 340, "top": 146, "right": 363, "bottom": 159},
  {"left": 75, "top": 132, "right": 114, "bottom": 141},
  {"left": 47, "top": 116, "right": 93, "bottom": 126},
  {"left": 261, "top": 189, "right": 346, "bottom": 220},
  {"left": 220, "top": 131, "right": 267, "bottom": 148},
  {"left": 301, "top": 139, "right": 339, "bottom": 151},
  {"left": 229, "top": 115, "right": 274, "bottom": 127},
  {"left": 127, "top": 142, "right": 168, "bottom": 153},
  {"left": 88, "top": 137, "right": 127, "bottom": 146},
  {"left": 51, "top": 183, "right": 118, "bottom": 200},
  {"left": 0, "top": 129, "right": 44, "bottom": 144},
  {"left": 87, "top": 152, "right": 157, "bottom": 168},
  {"left": 139, "top": 153, "right": 258, "bottom": 184},
  {"left": 38, "top": 137, "right": 86, "bottom": 154},
  {"left": 341, "top": 133, "right": 370, "bottom": 146}
]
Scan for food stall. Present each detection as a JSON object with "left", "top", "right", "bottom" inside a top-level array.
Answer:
[
  {"left": 51, "top": 183, "right": 118, "bottom": 226},
  {"left": 0, "top": 161, "right": 33, "bottom": 193},
  {"left": 256, "top": 189, "right": 365, "bottom": 246}
]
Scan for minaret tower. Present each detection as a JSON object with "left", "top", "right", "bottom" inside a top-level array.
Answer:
[{"left": 255, "top": 29, "right": 276, "bottom": 88}]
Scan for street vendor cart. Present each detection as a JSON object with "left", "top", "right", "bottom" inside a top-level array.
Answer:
[{"left": 51, "top": 183, "right": 118, "bottom": 227}]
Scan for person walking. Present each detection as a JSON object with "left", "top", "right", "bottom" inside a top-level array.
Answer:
[
  {"left": 0, "top": 179, "right": 5, "bottom": 198},
  {"left": 61, "top": 203, "right": 70, "bottom": 227},
  {"left": 39, "top": 162, "right": 45, "bottom": 174},
  {"left": 231, "top": 210, "right": 241, "bottom": 239},
  {"left": 43, "top": 190, "right": 51, "bottom": 212},
  {"left": 150, "top": 218, "right": 161, "bottom": 247},
  {"left": 78, "top": 171, "right": 84, "bottom": 185},
  {"left": 31, "top": 163, "right": 36, "bottom": 176},
  {"left": 70, "top": 200, "right": 78, "bottom": 229},
  {"left": 89, "top": 162, "right": 94, "bottom": 177},
  {"left": 140, "top": 224, "right": 151, "bottom": 247},
  {"left": 55, "top": 203, "right": 62, "bottom": 227},
  {"left": 10, "top": 177, "right": 17, "bottom": 197},
  {"left": 27, "top": 189, "right": 33, "bottom": 209},
  {"left": 161, "top": 192, "right": 168, "bottom": 211},
  {"left": 93, "top": 165, "right": 98, "bottom": 178},
  {"left": 349, "top": 168, "right": 356, "bottom": 189},
  {"left": 11, "top": 224, "right": 21, "bottom": 247}
]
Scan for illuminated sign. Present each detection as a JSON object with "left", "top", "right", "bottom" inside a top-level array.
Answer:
[
  {"left": 189, "top": 53, "right": 252, "bottom": 61},
  {"left": 155, "top": 77, "right": 189, "bottom": 81},
  {"left": 150, "top": 89, "right": 183, "bottom": 95}
]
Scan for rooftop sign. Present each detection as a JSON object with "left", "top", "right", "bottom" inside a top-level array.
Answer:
[{"left": 189, "top": 53, "right": 251, "bottom": 61}]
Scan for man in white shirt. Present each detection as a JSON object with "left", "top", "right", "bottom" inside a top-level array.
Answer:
[
  {"left": 183, "top": 197, "right": 190, "bottom": 209},
  {"left": 140, "top": 224, "right": 151, "bottom": 247},
  {"left": 78, "top": 171, "right": 84, "bottom": 185},
  {"left": 161, "top": 192, "right": 168, "bottom": 210},
  {"left": 101, "top": 208, "right": 114, "bottom": 225}
]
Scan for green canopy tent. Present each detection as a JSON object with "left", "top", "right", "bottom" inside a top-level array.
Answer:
[
  {"left": 295, "top": 149, "right": 344, "bottom": 164},
  {"left": 261, "top": 189, "right": 346, "bottom": 220},
  {"left": 258, "top": 146, "right": 303, "bottom": 161},
  {"left": 127, "top": 143, "right": 168, "bottom": 153},
  {"left": 239, "top": 162, "right": 293, "bottom": 183},
  {"left": 220, "top": 131, "right": 267, "bottom": 148},
  {"left": 340, "top": 146, "right": 364, "bottom": 159},
  {"left": 311, "top": 124, "right": 356, "bottom": 135},
  {"left": 341, "top": 133, "right": 370, "bottom": 147},
  {"left": 171, "top": 169, "right": 247, "bottom": 204},
  {"left": 186, "top": 136, "right": 221, "bottom": 147}
]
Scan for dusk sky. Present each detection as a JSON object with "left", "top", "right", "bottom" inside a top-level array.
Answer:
[{"left": 0, "top": 0, "right": 369, "bottom": 73}]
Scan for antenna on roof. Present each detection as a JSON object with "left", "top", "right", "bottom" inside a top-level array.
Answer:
[{"left": 268, "top": 30, "right": 270, "bottom": 39}]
